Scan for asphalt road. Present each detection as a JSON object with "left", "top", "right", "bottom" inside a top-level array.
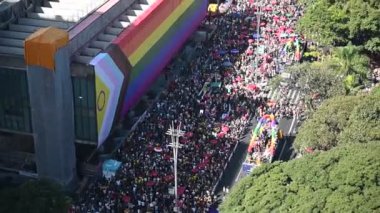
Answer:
[
  {"left": 214, "top": 115, "right": 299, "bottom": 201},
  {"left": 213, "top": 119, "right": 256, "bottom": 196},
  {"left": 275, "top": 116, "right": 298, "bottom": 161}
]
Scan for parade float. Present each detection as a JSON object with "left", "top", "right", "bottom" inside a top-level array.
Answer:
[{"left": 242, "top": 114, "right": 283, "bottom": 174}]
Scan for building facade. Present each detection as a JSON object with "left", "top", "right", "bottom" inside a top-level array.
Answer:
[{"left": 0, "top": 0, "right": 207, "bottom": 186}]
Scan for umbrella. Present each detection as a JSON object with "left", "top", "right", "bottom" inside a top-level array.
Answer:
[
  {"left": 154, "top": 147, "right": 163, "bottom": 152},
  {"left": 231, "top": 49, "right": 239, "bottom": 54},
  {"left": 177, "top": 187, "right": 186, "bottom": 196},
  {"left": 151, "top": 170, "right": 158, "bottom": 177},
  {"left": 248, "top": 39, "right": 254, "bottom": 44},
  {"left": 164, "top": 154, "right": 171, "bottom": 161},
  {"left": 222, "top": 125, "right": 230, "bottom": 132},
  {"left": 218, "top": 50, "right": 227, "bottom": 55},
  {"left": 164, "top": 175, "right": 174, "bottom": 182},
  {"left": 146, "top": 181, "right": 155, "bottom": 186},
  {"left": 217, "top": 132, "right": 225, "bottom": 138},
  {"left": 180, "top": 137, "right": 188, "bottom": 143},
  {"left": 231, "top": 12, "right": 241, "bottom": 18},
  {"left": 122, "top": 195, "right": 131, "bottom": 203},
  {"left": 252, "top": 33, "right": 260, "bottom": 39},
  {"left": 222, "top": 61, "right": 233, "bottom": 67},
  {"left": 246, "top": 49, "right": 254, "bottom": 55},
  {"left": 265, "top": 6, "right": 273, "bottom": 11},
  {"left": 247, "top": 84, "right": 258, "bottom": 91},
  {"left": 260, "top": 22, "right": 266, "bottom": 26},
  {"left": 271, "top": 0, "right": 277, "bottom": 5},
  {"left": 185, "top": 132, "right": 193, "bottom": 138}
]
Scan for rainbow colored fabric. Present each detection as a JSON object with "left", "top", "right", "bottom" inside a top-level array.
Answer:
[
  {"left": 90, "top": 52, "right": 129, "bottom": 147},
  {"left": 113, "top": 0, "right": 208, "bottom": 115}
]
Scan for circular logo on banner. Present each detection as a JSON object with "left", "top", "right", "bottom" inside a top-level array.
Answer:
[{"left": 97, "top": 91, "right": 106, "bottom": 111}]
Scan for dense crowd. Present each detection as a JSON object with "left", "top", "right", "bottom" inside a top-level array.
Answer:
[{"left": 73, "top": 0, "right": 304, "bottom": 212}]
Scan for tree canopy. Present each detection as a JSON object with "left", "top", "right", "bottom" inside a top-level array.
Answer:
[
  {"left": 294, "top": 95, "right": 362, "bottom": 152},
  {"left": 286, "top": 62, "right": 346, "bottom": 110},
  {"left": 294, "top": 89, "right": 380, "bottom": 153},
  {"left": 297, "top": 0, "right": 380, "bottom": 54},
  {"left": 0, "top": 179, "right": 71, "bottom": 213},
  {"left": 220, "top": 142, "right": 380, "bottom": 212},
  {"left": 338, "top": 91, "right": 380, "bottom": 144},
  {"left": 330, "top": 45, "right": 370, "bottom": 90}
]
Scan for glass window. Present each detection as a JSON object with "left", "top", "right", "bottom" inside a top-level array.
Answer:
[
  {"left": 0, "top": 68, "right": 32, "bottom": 133},
  {"left": 72, "top": 75, "right": 97, "bottom": 142}
]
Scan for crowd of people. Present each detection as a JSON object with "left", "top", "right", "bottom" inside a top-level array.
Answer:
[{"left": 73, "top": 0, "right": 304, "bottom": 212}]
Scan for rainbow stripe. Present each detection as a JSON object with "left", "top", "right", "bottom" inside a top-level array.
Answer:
[
  {"left": 90, "top": 53, "right": 125, "bottom": 147},
  {"left": 113, "top": 0, "right": 207, "bottom": 115}
]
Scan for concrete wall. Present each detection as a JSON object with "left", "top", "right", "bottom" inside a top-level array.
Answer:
[
  {"left": 26, "top": 46, "right": 77, "bottom": 186},
  {"left": 0, "top": 55, "right": 25, "bottom": 69},
  {"left": 67, "top": 0, "right": 135, "bottom": 56}
]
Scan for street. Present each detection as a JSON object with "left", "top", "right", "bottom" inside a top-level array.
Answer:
[
  {"left": 214, "top": 115, "right": 299, "bottom": 201},
  {"left": 274, "top": 116, "right": 298, "bottom": 161}
]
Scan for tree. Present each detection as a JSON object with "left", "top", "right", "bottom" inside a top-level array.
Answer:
[
  {"left": 294, "top": 90, "right": 379, "bottom": 153},
  {"left": 338, "top": 92, "right": 380, "bottom": 144},
  {"left": 330, "top": 45, "right": 370, "bottom": 91},
  {"left": 0, "top": 179, "right": 71, "bottom": 213},
  {"left": 220, "top": 142, "right": 380, "bottom": 212},
  {"left": 294, "top": 95, "right": 362, "bottom": 153},
  {"left": 297, "top": 0, "right": 380, "bottom": 54},
  {"left": 287, "top": 62, "right": 346, "bottom": 110}
]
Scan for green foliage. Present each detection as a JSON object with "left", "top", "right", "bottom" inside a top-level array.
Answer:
[
  {"left": 287, "top": 62, "right": 346, "bottom": 109},
  {"left": 297, "top": 0, "right": 380, "bottom": 54},
  {"left": 331, "top": 45, "right": 370, "bottom": 86},
  {"left": 220, "top": 142, "right": 380, "bottom": 212},
  {"left": 294, "top": 90, "right": 380, "bottom": 153},
  {"left": 371, "top": 85, "right": 380, "bottom": 96},
  {"left": 287, "top": 45, "right": 370, "bottom": 105},
  {"left": 0, "top": 179, "right": 71, "bottom": 213},
  {"left": 294, "top": 95, "right": 363, "bottom": 152},
  {"left": 338, "top": 93, "right": 380, "bottom": 144}
]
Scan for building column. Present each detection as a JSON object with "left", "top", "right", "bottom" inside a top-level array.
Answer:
[{"left": 25, "top": 28, "right": 77, "bottom": 187}]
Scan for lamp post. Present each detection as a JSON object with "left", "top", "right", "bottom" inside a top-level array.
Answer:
[{"left": 166, "top": 121, "right": 185, "bottom": 212}]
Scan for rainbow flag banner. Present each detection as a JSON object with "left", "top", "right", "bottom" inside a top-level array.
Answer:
[
  {"left": 113, "top": 0, "right": 208, "bottom": 115},
  {"left": 90, "top": 53, "right": 128, "bottom": 147}
]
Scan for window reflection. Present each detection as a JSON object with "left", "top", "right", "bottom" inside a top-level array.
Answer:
[
  {"left": 72, "top": 76, "right": 97, "bottom": 142},
  {"left": 0, "top": 68, "right": 31, "bottom": 133}
]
